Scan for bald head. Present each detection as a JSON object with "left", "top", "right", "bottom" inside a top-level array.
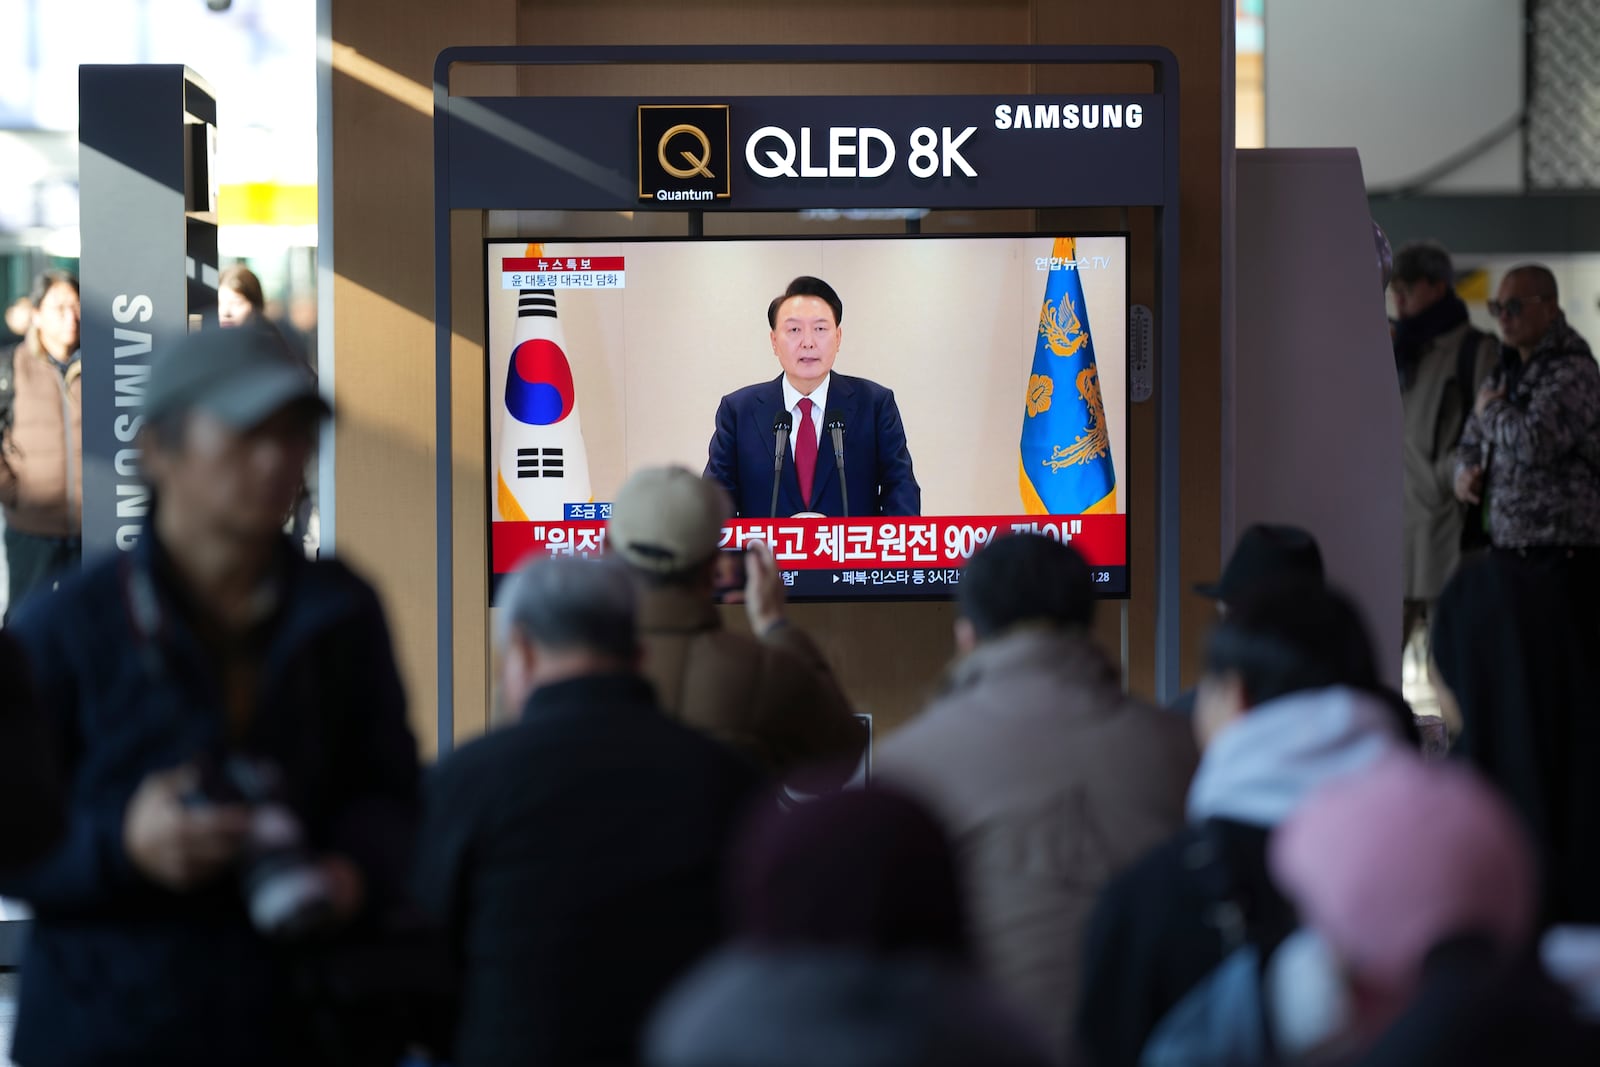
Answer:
[
  {"left": 1507, "top": 264, "right": 1558, "bottom": 302},
  {"left": 1494, "top": 265, "right": 1562, "bottom": 354}
]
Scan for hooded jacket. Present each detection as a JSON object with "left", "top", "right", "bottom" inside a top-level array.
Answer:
[{"left": 1076, "top": 687, "right": 1401, "bottom": 1067}]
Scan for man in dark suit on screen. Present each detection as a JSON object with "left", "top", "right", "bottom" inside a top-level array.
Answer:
[{"left": 705, "top": 276, "right": 921, "bottom": 517}]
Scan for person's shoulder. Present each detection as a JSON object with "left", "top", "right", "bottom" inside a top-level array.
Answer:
[
  {"left": 427, "top": 724, "right": 534, "bottom": 799},
  {"left": 10, "top": 549, "right": 124, "bottom": 637},
  {"left": 833, "top": 371, "right": 896, "bottom": 401},
  {"left": 721, "top": 377, "right": 781, "bottom": 408},
  {"left": 294, "top": 552, "right": 392, "bottom": 621},
  {"left": 1108, "top": 693, "right": 1200, "bottom": 753}
]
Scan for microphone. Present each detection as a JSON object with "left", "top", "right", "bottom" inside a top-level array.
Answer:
[
  {"left": 824, "top": 410, "right": 848, "bottom": 518},
  {"left": 770, "top": 411, "right": 793, "bottom": 519}
]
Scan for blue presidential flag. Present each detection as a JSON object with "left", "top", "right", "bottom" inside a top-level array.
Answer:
[{"left": 1019, "top": 237, "right": 1117, "bottom": 515}]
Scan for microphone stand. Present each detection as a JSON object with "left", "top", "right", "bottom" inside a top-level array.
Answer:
[
  {"left": 770, "top": 412, "right": 793, "bottom": 519},
  {"left": 825, "top": 412, "right": 848, "bottom": 518}
]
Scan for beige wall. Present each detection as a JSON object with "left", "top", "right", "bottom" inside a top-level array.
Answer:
[
  {"left": 330, "top": 0, "right": 1226, "bottom": 751},
  {"left": 486, "top": 236, "right": 1127, "bottom": 518}
]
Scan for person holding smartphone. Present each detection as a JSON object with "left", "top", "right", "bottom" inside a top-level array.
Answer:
[{"left": 608, "top": 466, "right": 864, "bottom": 790}]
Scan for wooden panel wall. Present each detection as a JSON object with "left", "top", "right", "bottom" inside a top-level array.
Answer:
[{"left": 330, "top": 0, "right": 1226, "bottom": 751}]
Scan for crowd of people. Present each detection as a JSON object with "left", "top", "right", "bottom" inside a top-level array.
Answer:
[{"left": 0, "top": 252, "right": 1594, "bottom": 1067}]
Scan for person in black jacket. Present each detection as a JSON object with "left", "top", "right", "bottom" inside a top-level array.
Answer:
[
  {"left": 414, "top": 554, "right": 762, "bottom": 1067},
  {"left": 1075, "top": 582, "right": 1406, "bottom": 1067},
  {"left": 0, "top": 326, "right": 420, "bottom": 1067},
  {"left": 0, "top": 630, "right": 64, "bottom": 871}
]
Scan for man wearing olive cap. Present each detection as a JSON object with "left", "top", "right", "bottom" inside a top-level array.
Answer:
[
  {"left": 0, "top": 324, "right": 420, "bottom": 1067},
  {"left": 609, "top": 465, "right": 864, "bottom": 790}
]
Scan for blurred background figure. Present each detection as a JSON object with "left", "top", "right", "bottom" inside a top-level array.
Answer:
[
  {"left": 218, "top": 263, "right": 267, "bottom": 328},
  {"left": 1077, "top": 581, "right": 1407, "bottom": 1067},
  {"left": 1272, "top": 756, "right": 1600, "bottom": 1066},
  {"left": 0, "top": 269, "right": 82, "bottom": 623},
  {"left": 1431, "top": 552, "right": 1600, "bottom": 925},
  {"left": 1454, "top": 266, "right": 1600, "bottom": 567},
  {"left": 1, "top": 297, "right": 31, "bottom": 348},
  {"left": 648, "top": 787, "right": 1052, "bottom": 1067},
  {"left": 877, "top": 534, "right": 1195, "bottom": 1065},
  {"left": 1390, "top": 241, "right": 1497, "bottom": 656},
  {"left": 414, "top": 555, "right": 760, "bottom": 1067}
]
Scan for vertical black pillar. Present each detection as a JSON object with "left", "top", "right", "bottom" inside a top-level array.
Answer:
[{"left": 78, "top": 65, "right": 218, "bottom": 555}]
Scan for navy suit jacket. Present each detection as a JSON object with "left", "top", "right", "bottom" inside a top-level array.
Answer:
[{"left": 705, "top": 373, "right": 921, "bottom": 517}]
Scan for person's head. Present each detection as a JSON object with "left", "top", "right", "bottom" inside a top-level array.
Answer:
[
  {"left": 4, "top": 296, "right": 32, "bottom": 338},
  {"left": 1271, "top": 757, "right": 1536, "bottom": 1035},
  {"left": 1195, "top": 580, "right": 1379, "bottom": 750},
  {"left": 768, "top": 276, "right": 842, "bottom": 395},
  {"left": 954, "top": 534, "right": 1093, "bottom": 654},
  {"left": 1491, "top": 265, "right": 1560, "bottom": 351},
  {"left": 608, "top": 466, "right": 731, "bottom": 593},
  {"left": 1389, "top": 241, "right": 1454, "bottom": 321},
  {"left": 1195, "top": 523, "right": 1324, "bottom": 617},
  {"left": 729, "top": 786, "right": 971, "bottom": 963},
  {"left": 494, "top": 556, "right": 640, "bottom": 716},
  {"left": 138, "top": 325, "right": 327, "bottom": 551},
  {"left": 217, "top": 264, "right": 266, "bottom": 328},
  {"left": 29, "top": 269, "right": 79, "bottom": 361}
]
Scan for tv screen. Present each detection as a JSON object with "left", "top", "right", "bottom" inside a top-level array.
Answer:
[{"left": 485, "top": 234, "right": 1130, "bottom": 600}]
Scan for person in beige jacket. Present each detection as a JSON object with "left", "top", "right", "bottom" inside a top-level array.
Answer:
[
  {"left": 1, "top": 270, "right": 82, "bottom": 621},
  {"left": 608, "top": 466, "right": 865, "bottom": 790},
  {"left": 876, "top": 534, "right": 1197, "bottom": 1066},
  {"left": 1391, "top": 242, "right": 1497, "bottom": 647}
]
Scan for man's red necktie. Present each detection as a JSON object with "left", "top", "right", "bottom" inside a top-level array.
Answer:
[{"left": 795, "top": 397, "right": 818, "bottom": 507}]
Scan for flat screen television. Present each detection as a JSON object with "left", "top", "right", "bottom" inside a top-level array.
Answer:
[{"left": 485, "top": 233, "right": 1130, "bottom": 600}]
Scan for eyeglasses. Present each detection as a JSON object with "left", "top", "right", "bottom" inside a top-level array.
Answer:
[{"left": 1488, "top": 295, "right": 1550, "bottom": 319}]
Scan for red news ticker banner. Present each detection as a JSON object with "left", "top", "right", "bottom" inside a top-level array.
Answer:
[{"left": 492, "top": 514, "right": 1127, "bottom": 575}]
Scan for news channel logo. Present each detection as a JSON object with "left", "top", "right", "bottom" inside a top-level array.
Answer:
[{"left": 638, "top": 104, "right": 731, "bottom": 203}]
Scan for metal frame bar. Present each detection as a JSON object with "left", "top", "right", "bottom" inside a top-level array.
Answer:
[{"left": 431, "top": 44, "right": 1184, "bottom": 751}]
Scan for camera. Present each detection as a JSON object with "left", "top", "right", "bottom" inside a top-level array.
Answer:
[{"left": 183, "top": 756, "right": 336, "bottom": 938}]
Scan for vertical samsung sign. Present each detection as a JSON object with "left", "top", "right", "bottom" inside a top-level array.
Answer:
[{"left": 79, "top": 66, "right": 218, "bottom": 554}]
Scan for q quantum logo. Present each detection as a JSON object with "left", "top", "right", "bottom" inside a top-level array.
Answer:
[{"left": 638, "top": 105, "right": 731, "bottom": 203}]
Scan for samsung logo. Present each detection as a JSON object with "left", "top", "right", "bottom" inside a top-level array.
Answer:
[{"left": 993, "top": 102, "right": 1144, "bottom": 131}]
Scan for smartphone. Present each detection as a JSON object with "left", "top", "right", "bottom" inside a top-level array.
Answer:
[{"left": 711, "top": 548, "right": 747, "bottom": 604}]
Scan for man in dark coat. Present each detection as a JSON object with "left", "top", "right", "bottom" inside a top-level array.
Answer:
[
  {"left": 0, "top": 326, "right": 420, "bottom": 1067},
  {"left": 414, "top": 555, "right": 761, "bottom": 1067}
]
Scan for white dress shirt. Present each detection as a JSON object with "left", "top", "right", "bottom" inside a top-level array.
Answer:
[{"left": 781, "top": 373, "right": 831, "bottom": 458}]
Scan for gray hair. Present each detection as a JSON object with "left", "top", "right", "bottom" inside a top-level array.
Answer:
[
  {"left": 496, "top": 556, "right": 639, "bottom": 661},
  {"left": 1392, "top": 241, "right": 1454, "bottom": 287}
]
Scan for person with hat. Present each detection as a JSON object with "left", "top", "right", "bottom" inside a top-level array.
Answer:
[
  {"left": 0, "top": 324, "right": 421, "bottom": 1067},
  {"left": 1167, "top": 524, "right": 1326, "bottom": 717},
  {"left": 1192, "top": 523, "right": 1325, "bottom": 611},
  {"left": 608, "top": 465, "right": 864, "bottom": 790},
  {"left": 413, "top": 555, "right": 761, "bottom": 1067}
]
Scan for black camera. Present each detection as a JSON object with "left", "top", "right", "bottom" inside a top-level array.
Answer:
[{"left": 183, "top": 755, "right": 336, "bottom": 939}]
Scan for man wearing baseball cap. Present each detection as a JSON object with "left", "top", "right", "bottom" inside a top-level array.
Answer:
[
  {"left": 609, "top": 465, "right": 863, "bottom": 789},
  {"left": 0, "top": 325, "right": 420, "bottom": 1066}
]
